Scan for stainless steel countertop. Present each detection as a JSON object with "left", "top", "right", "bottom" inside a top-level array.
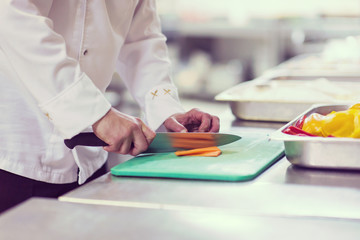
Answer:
[
  {"left": 1, "top": 198, "right": 360, "bottom": 240},
  {"left": 59, "top": 123, "right": 360, "bottom": 221},
  {"left": 2, "top": 120, "right": 360, "bottom": 238}
]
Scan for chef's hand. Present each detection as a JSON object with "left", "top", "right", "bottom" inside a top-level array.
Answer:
[
  {"left": 164, "top": 108, "right": 220, "bottom": 133},
  {"left": 92, "top": 108, "right": 156, "bottom": 156}
]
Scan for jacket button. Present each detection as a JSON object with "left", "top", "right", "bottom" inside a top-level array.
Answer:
[{"left": 83, "top": 49, "right": 88, "bottom": 55}]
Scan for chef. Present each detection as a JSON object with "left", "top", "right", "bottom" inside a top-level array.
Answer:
[{"left": 0, "top": 0, "right": 219, "bottom": 213}]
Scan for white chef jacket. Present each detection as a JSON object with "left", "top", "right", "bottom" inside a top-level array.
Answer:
[{"left": 0, "top": 0, "right": 185, "bottom": 184}]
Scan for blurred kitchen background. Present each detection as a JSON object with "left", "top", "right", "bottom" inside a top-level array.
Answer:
[
  {"left": 106, "top": 0, "right": 360, "bottom": 167},
  {"left": 106, "top": 0, "right": 360, "bottom": 115}
]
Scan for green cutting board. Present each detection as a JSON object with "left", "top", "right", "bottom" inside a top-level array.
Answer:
[{"left": 111, "top": 132, "right": 284, "bottom": 181}]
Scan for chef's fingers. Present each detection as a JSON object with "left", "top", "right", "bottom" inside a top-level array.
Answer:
[
  {"left": 140, "top": 121, "right": 156, "bottom": 145},
  {"left": 103, "top": 138, "right": 124, "bottom": 153},
  {"left": 197, "top": 112, "right": 213, "bottom": 132},
  {"left": 129, "top": 127, "right": 149, "bottom": 156},
  {"left": 209, "top": 116, "right": 220, "bottom": 132},
  {"left": 93, "top": 108, "right": 153, "bottom": 155},
  {"left": 188, "top": 109, "right": 218, "bottom": 133},
  {"left": 164, "top": 117, "right": 188, "bottom": 133},
  {"left": 117, "top": 137, "right": 133, "bottom": 155},
  {"left": 103, "top": 131, "right": 147, "bottom": 156}
]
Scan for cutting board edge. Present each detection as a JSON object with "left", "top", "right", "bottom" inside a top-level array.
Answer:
[{"left": 110, "top": 150, "right": 284, "bottom": 182}]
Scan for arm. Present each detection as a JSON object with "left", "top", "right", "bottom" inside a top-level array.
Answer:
[
  {"left": 0, "top": 1, "right": 155, "bottom": 155},
  {"left": 115, "top": 0, "right": 220, "bottom": 133},
  {"left": 0, "top": 0, "right": 111, "bottom": 138},
  {"left": 115, "top": 0, "right": 185, "bottom": 130}
]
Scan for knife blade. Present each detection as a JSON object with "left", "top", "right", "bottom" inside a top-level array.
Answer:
[{"left": 64, "top": 132, "right": 241, "bottom": 153}]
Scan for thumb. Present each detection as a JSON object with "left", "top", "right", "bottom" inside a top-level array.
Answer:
[
  {"left": 140, "top": 122, "right": 156, "bottom": 145},
  {"left": 164, "top": 117, "right": 188, "bottom": 133}
]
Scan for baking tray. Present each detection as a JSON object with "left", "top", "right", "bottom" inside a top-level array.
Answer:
[
  {"left": 271, "top": 104, "right": 360, "bottom": 170},
  {"left": 215, "top": 77, "right": 360, "bottom": 122}
]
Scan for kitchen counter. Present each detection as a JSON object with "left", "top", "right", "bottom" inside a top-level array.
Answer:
[
  {"left": 59, "top": 153, "right": 360, "bottom": 221},
  {"left": 2, "top": 119, "right": 360, "bottom": 238},
  {"left": 59, "top": 122, "right": 360, "bottom": 221},
  {"left": 1, "top": 197, "right": 360, "bottom": 240}
]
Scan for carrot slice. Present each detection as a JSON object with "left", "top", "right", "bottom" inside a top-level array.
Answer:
[
  {"left": 171, "top": 138, "right": 216, "bottom": 149},
  {"left": 175, "top": 146, "right": 222, "bottom": 157}
]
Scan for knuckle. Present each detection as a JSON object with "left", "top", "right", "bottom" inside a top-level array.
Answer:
[
  {"left": 133, "top": 147, "right": 146, "bottom": 156},
  {"left": 130, "top": 151, "right": 139, "bottom": 156},
  {"left": 139, "top": 144, "right": 148, "bottom": 152},
  {"left": 150, "top": 131, "right": 156, "bottom": 139},
  {"left": 118, "top": 149, "right": 128, "bottom": 155},
  {"left": 106, "top": 146, "right": 118, "bottom": 153},
  {"left": 204, "top": 113, "right": 211, "bottom": 119},
  {"left": 122, "top": 128, "right": 132, "bottom": 137},
  {"left": 118, "top": 144, "right": 131, "bottom": 155},
  {"left": 129, "top": 122, "right": 142, "bottom": 132}
]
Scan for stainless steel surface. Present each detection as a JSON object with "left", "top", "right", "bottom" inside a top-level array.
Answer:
[
  {"left": 231, "top": 119, "right": 285, "bottom": 129},
  {"left": 270, "top": 71, "right": 360, "bottom": 79},
  {"left": 271, "top": 104, "right": 360, "bottom": 170},
  {"left": 268, "top": 53, "right": 360, "bottom": 78},
  {"left": 0, "top": 120, "right": 358, "bottom": 238},
  {"left": 2, "top": 198, "right": 360, "bottom": 240},
  {"left": 60, "top": 126, "right": 360, "bottom": 221},
  {"left": 216, "top": 73, "right": 360, "bottom": 122},
  {"left": 216, "top": 80, "right": 314, "bottom": 122},
  {"left": 60, "top": 160, "right": 360, "bottom": 220},
  {"left": 3, "top": 121, "right": 359, "bottom": 237},
  {"left": 285, "top": 165, "right": 360, "bottom": 189},
  {"left": 269, "top": 71, "right": 360, "bottom": 81},
  {"left": 229, "top": 100, "right": 311, "bottom": 122}
]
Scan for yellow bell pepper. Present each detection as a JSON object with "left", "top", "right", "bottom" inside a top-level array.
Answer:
[{"left": 302, "top": 104, "right": 360, "bottom": 138}]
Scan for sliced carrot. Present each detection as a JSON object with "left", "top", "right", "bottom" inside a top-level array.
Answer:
[
  {"left": 175, "top": 146, "right": 222, "bottom": 157},
  {"left": 168, "top": 133, "right": 217, "bottom": 150},
  {"left": 194, "top": 151, "right": 222, "bottom": 157},
  {"left": 175, "top": 146, "right": 219, "bottom": 155},
  {"left": 171, "top": 138, "right": 216, "bottom": 149},
  {"left": 169, "top": 132, "right": 215, "bottom": 140}
]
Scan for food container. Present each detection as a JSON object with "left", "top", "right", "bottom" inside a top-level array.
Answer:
[
  {"left": 215, "top": 76, "right": 360, "bottom": 122},
  {"left": 271, "top": 104, "right": 360, "bottom": 170}
]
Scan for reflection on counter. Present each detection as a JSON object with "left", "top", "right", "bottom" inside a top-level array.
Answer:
[{"left": 286, "top": 165, "right": 360, "bottom": 189}]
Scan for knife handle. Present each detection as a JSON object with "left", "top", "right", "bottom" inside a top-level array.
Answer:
[{"left": 64, "top": 132, "right": 108, "bottom": 149}]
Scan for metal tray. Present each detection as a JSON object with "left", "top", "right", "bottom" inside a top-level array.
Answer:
[
  {"left": 266, "top": 69, "right": 360, "bottom": 80},
  {"left": 266, "top": 54, "right": 360, "bottom": 78},
  {"left": 215, "top": 77, "right": 360, "bottom": 122},
  {"left": 271, "top": 104, "right": 360, "bottom": 170}
]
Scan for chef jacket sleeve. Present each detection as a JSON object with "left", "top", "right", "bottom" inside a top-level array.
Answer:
[
  {"left": 116, "top": 0, "right": 185, "bottom": 131},
  {"left": 0, "top": 0, "right": 111, "bottom": 139}
]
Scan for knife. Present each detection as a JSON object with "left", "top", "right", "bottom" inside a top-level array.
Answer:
[{"left": 64, "top": 132, "right": 241, "bottom": 153}]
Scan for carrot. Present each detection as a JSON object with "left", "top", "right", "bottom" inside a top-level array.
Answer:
[
  {"left": 169, "top": 132, "right": 215, "bottom": 140},
  {"left": 169, "top": 133, "right": 217, "bottom": 149},
  {"left": 171, "top": 138, "right": 216, "bottom": 149},
  {"left": 175, "top": 146, "right": 222, "bottom": 157}
]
